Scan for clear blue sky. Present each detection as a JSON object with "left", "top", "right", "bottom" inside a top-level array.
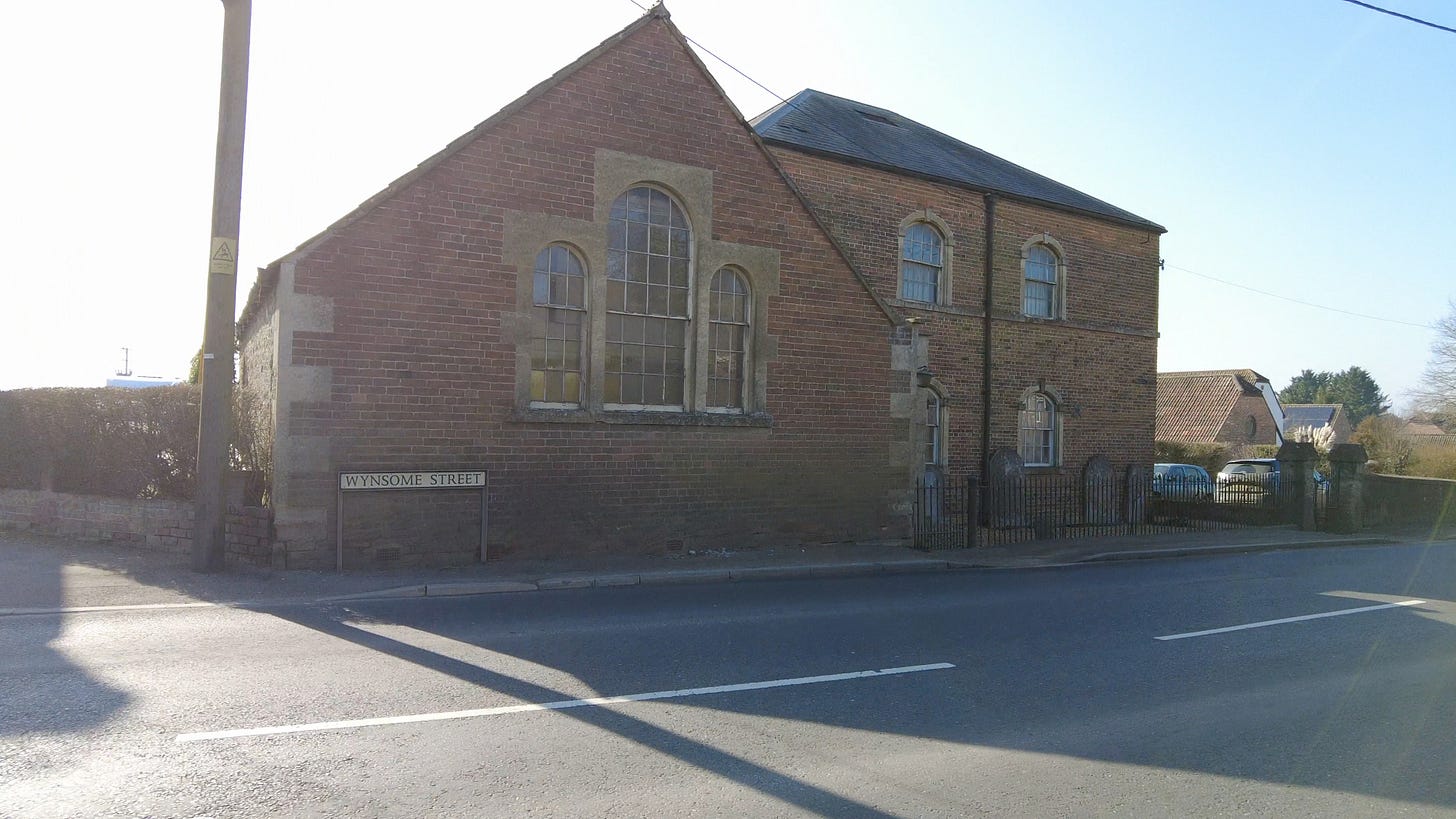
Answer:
[{"left": 2, "top": 0, "right": 1452, "bottom": 411}]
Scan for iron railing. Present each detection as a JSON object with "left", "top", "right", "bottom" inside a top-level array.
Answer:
[{"left": 914, "top": 469, "right": 1302, "bottom": 551}]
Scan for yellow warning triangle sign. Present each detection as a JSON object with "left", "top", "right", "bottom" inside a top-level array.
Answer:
[{"left": 209, "top": 237, "right": 238, "bottom": 276}]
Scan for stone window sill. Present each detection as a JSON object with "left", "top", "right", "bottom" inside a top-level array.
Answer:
[{"left": 513, "top": 407, "right": 773, "bottom": 428}]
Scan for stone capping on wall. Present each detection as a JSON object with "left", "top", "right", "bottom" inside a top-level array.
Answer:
[{"left": 0, "top": 489, "right": 274, "bottom": 568}]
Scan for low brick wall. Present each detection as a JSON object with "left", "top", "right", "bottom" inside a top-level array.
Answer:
[
  {"left": 1364, "top": 473, "right": 1456, "bottom": 531},
  {"left": 0, "top": 489, "right": 273, "bottom": 567}
]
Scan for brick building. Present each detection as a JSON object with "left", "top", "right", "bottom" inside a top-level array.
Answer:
[
  {"left": 238, "top": 6, "right": 1164, "bottom": 568},
  {"left": 1156, "top": 369, "right": 1285, "bottom": 453}
]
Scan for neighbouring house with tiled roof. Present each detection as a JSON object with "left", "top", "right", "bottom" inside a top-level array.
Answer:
[
  {"left": 1401, "top": 420, "right": 1455, "bottom": 447},
  {"left": 1282, "top": 403, "right": 1352, "bottom": 444},
  {"left": 237, "top": 5, "right": 1164, "bottom": 568},
  {"left": 1156, "top": 369, "right": 1284, "bottom": 452}
]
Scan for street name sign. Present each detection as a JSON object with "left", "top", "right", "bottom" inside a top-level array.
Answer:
[{"left": 340, "top": 471, "right": 486, "bottom": 491}]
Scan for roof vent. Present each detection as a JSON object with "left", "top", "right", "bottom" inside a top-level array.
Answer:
[{"left": 858, "top": 110, "right": 898, "bottom": 127}]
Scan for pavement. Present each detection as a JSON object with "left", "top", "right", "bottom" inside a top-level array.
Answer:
[{"left": 2, "top": 524, "right": 1438, "bottom": 615}]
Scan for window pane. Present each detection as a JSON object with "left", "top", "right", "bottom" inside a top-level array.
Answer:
[
  {"left": 626, "top": 283, "right": 648, "bottom": 314},
  {"left": 901, "top": 261, "right": 938, "bottom": 303},
  {"left": 627, "top": 251, "right": 648, "bottom": 282},
  {"left": 1023, "top": 281, "right": 1053, "bottom": 317},
  {"left": 621, "top": 374, "right": 643, "bottom": 403},
  {"left": 627, "top": 222, "right": 648, "bottom": 254}
]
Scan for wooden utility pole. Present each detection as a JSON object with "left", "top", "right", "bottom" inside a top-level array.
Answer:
[{"left": 194, "top": 0, "right": 251, "bottom": 572}]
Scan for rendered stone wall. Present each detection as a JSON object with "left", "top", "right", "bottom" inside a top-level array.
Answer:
[
  {"left": 1363, "top": 473, "right": 1456, "bottom": 531},
  {"left": 0, "top": 489, "right": 273, "bottom": 567}
]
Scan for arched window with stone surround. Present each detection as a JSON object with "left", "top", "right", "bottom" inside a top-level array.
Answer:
[
  {"left": 1018, "top": 391, "right": 1058, "bottom": 466},
  {"left": 1022, "top": 240, "right": 1063, "bottom": 319},
  {"left": 707, "top": 267, "right": 750, "bottom": 411},
  {"left": 900, "top": 222, "right": 945, "bottom": 304},
  {"left": 529, "top": 244, "right": 587, "bottom": 406},
  {"left": 605, "top": 186, "right": 691, "bottom": 409}
]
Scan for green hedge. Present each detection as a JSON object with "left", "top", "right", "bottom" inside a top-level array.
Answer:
[
  {"left": 1153, "top": 441, "right": 1230, "bottom": 476},
  {"left": 0, "top": 386, "right": 201, "bottom": 499}
]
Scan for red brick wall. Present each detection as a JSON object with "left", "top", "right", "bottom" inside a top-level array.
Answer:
[
  {"left": 266, "top": 18, "right": 906, "bottom": 566},
  {"left": 1218, "top": 394, "right": 1281, "bottom": 448},
  {"left": 770, "top": 147, "right": 1161, "bottom": 474}
]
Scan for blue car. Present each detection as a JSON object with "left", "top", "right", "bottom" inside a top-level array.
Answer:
[{"left": 1153, "top": 463, "right": 1215, "bottom": 501}]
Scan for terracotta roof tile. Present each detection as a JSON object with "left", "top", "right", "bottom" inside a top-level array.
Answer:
[{"left": 1156, "top": 369, "right": 1266, "bottom": 444}]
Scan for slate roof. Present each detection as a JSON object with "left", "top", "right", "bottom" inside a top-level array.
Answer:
[
  {"left": 751, "top": 89, "right": 1164, "bottom": 233},
  {"left": 1282, "top": 403, "right": 1344, "bottom": 432},
  {"left": 1156, "top": 369, "right": 1269, "bottom": 444}
]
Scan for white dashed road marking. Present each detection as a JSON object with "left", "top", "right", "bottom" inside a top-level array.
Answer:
[
  {"left": 176, "top": 662, "right": 957, "bottom": 742},
  {"left": 1156, "top": 599, "right": 1426, "bottom": 641}
]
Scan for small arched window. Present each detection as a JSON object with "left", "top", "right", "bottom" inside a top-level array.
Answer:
[
  {"left": 900, "top": 222, "right": 944, "bottom": 304},
  {"left": 1022, "top": 243, "right": 1060, "bottom": 318},
  {"left": 530, "top": 244, "right": 586, "bottom": 406},
  {"left": 708, "top": 268, "right": 750, "bottom": 410},
  {"left": 923, "top": 391, "right": 944, "bottom": 468},
  {"left": 605, "top": 186, "right": 691, "bottom": 408},
  {"left": 1018, "top": 392, "right": 1058, "bottom": 466}
]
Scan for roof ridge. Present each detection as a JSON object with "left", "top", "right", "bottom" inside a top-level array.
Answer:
[{"left": 754, "top": 88, "right": 1165, "bottom": 233}]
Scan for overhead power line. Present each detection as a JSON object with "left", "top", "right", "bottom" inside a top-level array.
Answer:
[
  {"left": 1337, "top": 0, "right": 1456, "bottom": 34},
  {"left": 1164, "top": 262, "right": 1436, "bottom": 329},
  {"left": 625, "top": 2, "right": 1435, "bottom": 332}
]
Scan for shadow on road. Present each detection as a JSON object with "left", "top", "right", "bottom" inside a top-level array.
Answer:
[
  {"left": 270, "top": 604, "right": 898, "bottom": 817},
  {"left": 256, "top": 549, "right": 1456, "bottom": 813},
  {"left": 0, "top": 539, "right": 129, "bottom": 737}
]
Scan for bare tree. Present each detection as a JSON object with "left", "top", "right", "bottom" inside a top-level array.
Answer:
[{"left": 1414, "top": 300, "right": 1456, "bottom": 424}]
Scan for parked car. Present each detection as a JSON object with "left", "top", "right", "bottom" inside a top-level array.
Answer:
[
  {"left": 1216, "top": 458, "right": 1280, "bottom": 504},
  {"left": 1153, "top": 463, "right": 1215, "bottom": 501}
]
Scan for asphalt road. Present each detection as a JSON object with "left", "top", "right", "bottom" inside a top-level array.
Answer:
[{"left": 5, "top": 541, "right": 1456, "bottom": 817}]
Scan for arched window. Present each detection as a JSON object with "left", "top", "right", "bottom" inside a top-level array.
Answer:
[
  {"left": 530, "top": 244, "right": 586, "bottom": 406},
  {"left": 605, "top": 186, "right": 691, "bottom": 408},
  {"left": 1022, "top": 243, "right": 1060, "bottom": 318},
  {"left": 900, "top": 222, "right": 944, "bottom": 304},
  {"left": 1018, "top": 392, "right": 1057, "bottom": 466},
  {"left": 708, "top": 267, "right": 750, "bottom": 410}
]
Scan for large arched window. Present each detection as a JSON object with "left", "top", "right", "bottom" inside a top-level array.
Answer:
[
  {"left": 900, "top": 222, "right": 944, "bottom": 304},
  {"left": 605, "top": 186, "right": 691, "bottom": 408},
  {"left": 1022, "top": 243, "right": 1061, "bottom": 318},
  {"left": 708, "top": 267, "right": 750, "bottom": 410},
  {"left": 530, "top": 244, "right": 586, "bottom": 406},
  {"left": 1018, "top": 392, "right": 1058, "bottom": 466}
]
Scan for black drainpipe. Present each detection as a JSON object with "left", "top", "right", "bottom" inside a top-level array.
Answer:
[{"left": 981, "top": 193, "right": 996, "bottom": 472}]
